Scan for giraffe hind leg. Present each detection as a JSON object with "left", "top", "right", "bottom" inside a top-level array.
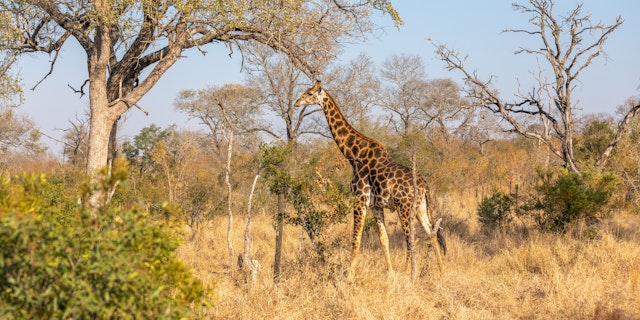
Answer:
[
  {"left": 396, "top": 206, "right": 413, "bottom": 273},
  {"left": 372, "top": 207, "right": 394, "bottom": 273},
  {"left": 416, "top": 198, "right": 445, "bottom": 271},
  {"left": 416, "top": 199, "right": 447, "bottom": 255}
]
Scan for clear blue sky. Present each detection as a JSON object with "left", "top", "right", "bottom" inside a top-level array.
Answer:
[{"left": 17, "top": 1, "right": 640, "bottom": 155}]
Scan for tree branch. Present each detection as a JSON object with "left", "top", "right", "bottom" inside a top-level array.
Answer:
[{"left": 67, "top": 79, "right": 90, "bottom": 97}]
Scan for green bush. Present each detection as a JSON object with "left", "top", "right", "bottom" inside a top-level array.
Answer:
[
  {"left": 288, "top": 177, "right": 352, "bottom": 260},
  {"left": 478, "top": 191, "right": 515, "bottom": 229},
  {"left": 525, "top": 169, "right": 617, "bottom": 233},
  {"left": 0, "top": 173, "right": 204, "bottom": 319}
]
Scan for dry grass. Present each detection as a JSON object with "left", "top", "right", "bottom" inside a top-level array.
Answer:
[{"left": 178, "top": 198, "right": 640, "bottom": 319}]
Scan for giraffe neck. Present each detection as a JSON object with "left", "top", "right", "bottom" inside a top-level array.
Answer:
[{"left": 319, "top": 91, "right": 386, "bottom": 162}]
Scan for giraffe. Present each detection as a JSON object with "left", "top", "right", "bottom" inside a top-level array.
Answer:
[{"left": 294, "top": 80, "right": 446, "bottom": 273}]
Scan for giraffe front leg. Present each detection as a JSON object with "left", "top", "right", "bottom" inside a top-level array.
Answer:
[{"left": 349, "top": 202, "right": 366, "bottom": 273}]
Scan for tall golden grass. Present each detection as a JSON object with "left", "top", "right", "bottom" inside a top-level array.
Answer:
[{"left": 178, "top": 196, "right": 640, "bottom": 319}]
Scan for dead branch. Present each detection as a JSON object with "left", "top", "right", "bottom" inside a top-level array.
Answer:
[{"left": 67, "top": 79, "right": 90, "bottom": 97}]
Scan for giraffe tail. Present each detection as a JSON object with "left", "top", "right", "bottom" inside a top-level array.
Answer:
[
  {"left": 426, "top": 192, "right": 447, "bottom": 256},
  {"left": 436, "top": 227, "right": 447, "bottom": 256}
]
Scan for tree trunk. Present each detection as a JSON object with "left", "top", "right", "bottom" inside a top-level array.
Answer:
[
  {"left": 86, "top": 1, "right": 113, "bottom": 176},
  {"left": 87, "top": 106, "right": 115, "bottom": 176},
  {"left": 562, "top": 110, "right": 581, "bottom": 173},
  {"left": 225, "top": 130, "right": 235, "bottom": 269},
  {"left": 85, "top": 108, "right": 120, "bottom": 211},
  {"left": 562, "top": 142, "right": 581, "bottom": 173},
  {"left": 107, "top": 117, "right": 121, "bottom": 167},
  {"left": 243, "top": 164, "right": 263, "bottom": 286},
  {"left": 273, "top": 191, "right": 285, "bottom": 282},
  {"left": 86, "top": 77, "right": 120, "bottom": 210},
  {"left": 83, "top": 12, "right": 122, "bottom": 211}
]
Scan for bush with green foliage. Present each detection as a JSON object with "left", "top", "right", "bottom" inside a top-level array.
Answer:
[
  {"left": 574, "top": 119, "right": 614, "bottom": 166},
  {"left": 524, "top": 169, "right": 617, "bottom": 233},
  {"left": 478, "top": 191, "right": 516, "bottom": 230},
  {"left": 261, "top": 142, "right": 352, "bottom": 261},
  {"left": 0, "top": 171, "right": 204, "bottom": 319},
  {"left": 288, "top": 176, "right": 352, "bottom": 260}
]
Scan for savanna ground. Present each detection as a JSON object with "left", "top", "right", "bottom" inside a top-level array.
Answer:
[
  {"left": 5, "top": 122, "right": 639, "bottom": 319},
  {"left": 179, "top": 193, "right": 640, "bottom": 319}
]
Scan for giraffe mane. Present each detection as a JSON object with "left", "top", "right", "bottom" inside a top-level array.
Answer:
[{"left": 322, "top": 88, "right": 388, "bottom": 152}]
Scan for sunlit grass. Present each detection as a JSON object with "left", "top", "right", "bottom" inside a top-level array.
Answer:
[{"left": 178, "top": 198, "right": 640, "bottom": 319}]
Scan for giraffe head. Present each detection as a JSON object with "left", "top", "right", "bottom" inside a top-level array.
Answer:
[{"left": 294, "top": 80, "right": 324, "bottom": 107}]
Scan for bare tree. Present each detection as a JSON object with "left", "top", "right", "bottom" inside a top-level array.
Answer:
[
  {"left": 244, "top": 44, "right": 326, "bottom": 142},
  {"left": 463, "top": 111, "right": 502, "bottom": 157},
  {"left": 323, "top": 53, "right": 380, "bottom": 129},
  {"left": 240, "top": 162, "right": 263, "bottom": 286},
  {"left": 431, "top": 0, "right": 636, "bottom": 173},
  {"left": 378, "top": 54, "right": 468, "bottom": 137},
  {"left": 0, "top": 106, "right": 46, "bottom": 173},
  {"left": 61, "top": 113, "right": 90, "bottom": 167},
  {"left": 378, "top": 54, "right": 429, "bottom": 136},
  {"left": 2, "top": 0, "right": 400, "bottom": 209},
  {"left": 175, "top": 84, "right": 262, "bottom": 268},
  {"left": 175, "top": 84, "right": 263, "bottom": 147},
  {"left": 421, "top": 79, "right": 470, "bottom": 139}
]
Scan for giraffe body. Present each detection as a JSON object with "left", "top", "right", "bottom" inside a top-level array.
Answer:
[{"left": 295, "top": 81, "right": 445, "bottom": 273}]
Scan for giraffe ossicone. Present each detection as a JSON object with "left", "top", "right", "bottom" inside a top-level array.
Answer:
[{"left": 294, "top": 80, "right": 446, "bottom": 274}]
